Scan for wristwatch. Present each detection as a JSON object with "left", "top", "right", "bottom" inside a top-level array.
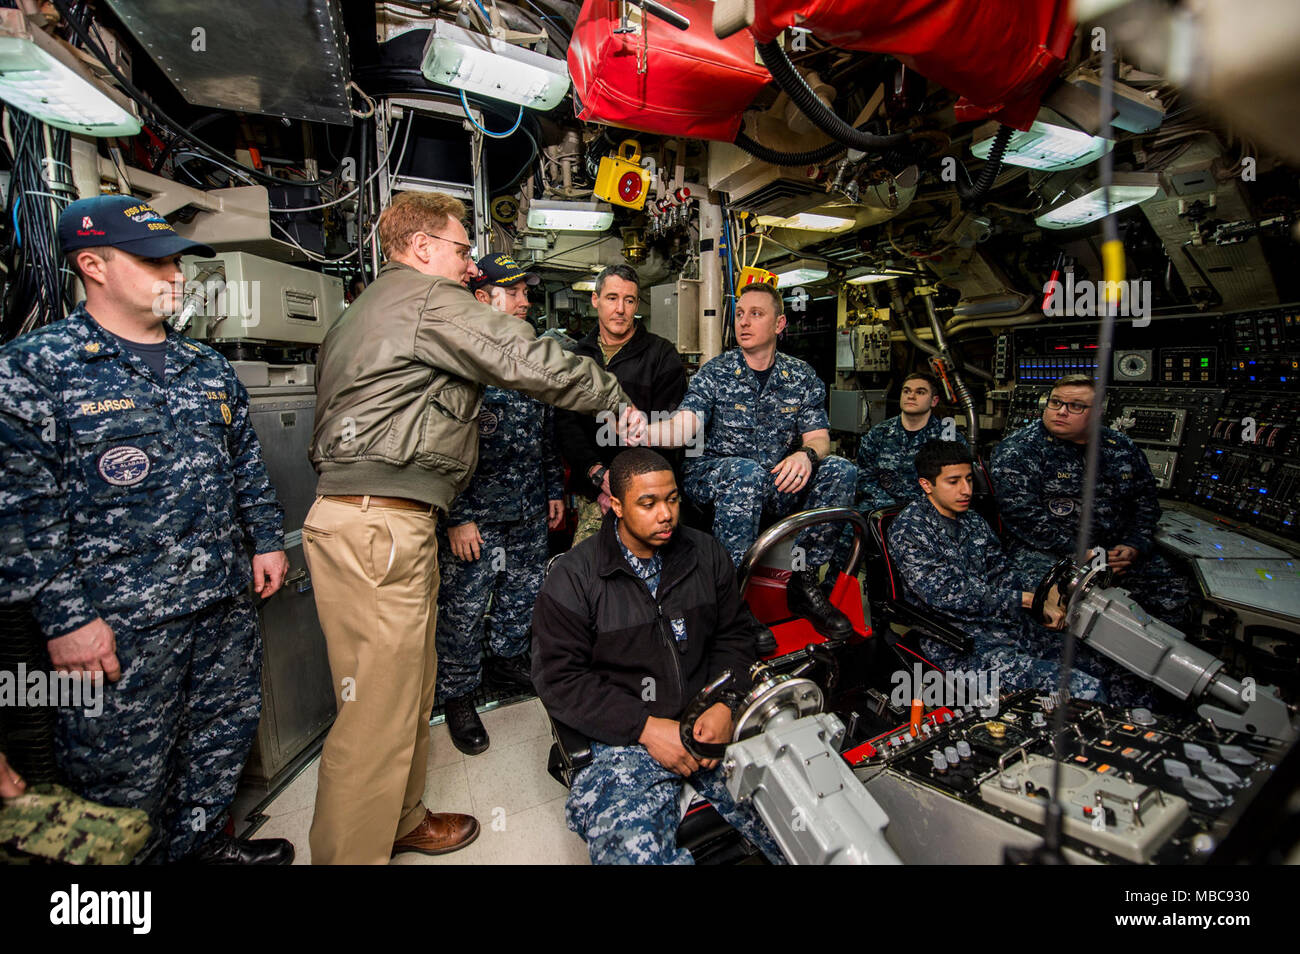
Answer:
[
  {"left": 589, "top": 465, "right": 609, "bottom": 492},
  {"left": 799, "top": 445, "right": 820, "bottom": 467}
]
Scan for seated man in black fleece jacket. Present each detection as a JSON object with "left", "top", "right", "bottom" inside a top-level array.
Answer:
[{"left": 532, "top": 448, "right": 783, "bottom": 865}]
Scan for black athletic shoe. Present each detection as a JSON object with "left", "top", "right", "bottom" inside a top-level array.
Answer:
[{"left": 755, "top": 627, "right": 779, "bottom": 657}]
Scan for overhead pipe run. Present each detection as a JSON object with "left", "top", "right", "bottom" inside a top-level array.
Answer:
[
  {"left": 884, "top": 280, "right": 994, "bottom": 383},
  {"left": 944, "top": 313, "right": 1042, "bottom": 339},
  {"left": 945, "top": 292, "right": 1039, "bottom": 339},
  {"left": 887, "top": 280, "right": 940, "bottom": 360},
  {"left": 890, "top": 291, "right": 1039, "bottom": 339},
  {"left": 889, "top": 315, "right": 1042, "bottom": 347},
  {"left": 950, "top": 292, "right": 1033, "bottom": 319},
  {"left": 918, "top": 286, "right": 981, "bottom": 446}
]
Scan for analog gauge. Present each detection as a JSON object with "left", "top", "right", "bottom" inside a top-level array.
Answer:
[{"left": 1118, "top": 352, "right": 1149, "bottom": 379}]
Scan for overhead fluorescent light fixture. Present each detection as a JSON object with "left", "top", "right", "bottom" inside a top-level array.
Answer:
[
  {"left": 754, "top": 212, "right": 856, "bottom": 233},
  {"left": 1035, "top": 172, "right": 1161, "bottom": 230},
  {"left": 421, "top": 20, "right": 570, "bottom": 111},
  {"left": 846, "top": 267, "right": 910, "bottom": 285},
  {"left": 773, "top": 258, "right": 829, "bottom": 287},
  {"left": 971, "top": 109, "right": 1113, "bottom": 172},
  {"left": 1067, "top": 70, "right": 1166, "bottom": 133},
  {"left": 0, "top": 10, "right": 141, "bottom": 136},
  {"left": 570, "top": 268, "right": 603, "bottom": 292},
  {"left": 526, "top": 199, "right": 614, "bottom": 232}
]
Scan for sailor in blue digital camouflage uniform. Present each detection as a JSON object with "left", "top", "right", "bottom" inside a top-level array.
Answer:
[
  {"left": 646, "top": 283, "right": 858, "bottom": 640},
  {"left": 991, "top": 374, "right": 1190, "bottom": 628},
  {"left": 0, "top": 195, "right": 293, "bottom": 864},
  {"left": 435, "top": 254, "right": 564, "bottom": 755},
  {"left": 532, "top": 449, "right": 783, "bottom": 864},
  {"left": 889, "top": 441, "right": 1154, "bottom": 705},
  {"left": 829, "top": 369, "right": 968, "bottom": 574},
  {"left": 855, "top": 371, "right": 967, "bottom": 511}
]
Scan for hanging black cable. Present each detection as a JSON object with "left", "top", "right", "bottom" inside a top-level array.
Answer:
[
  {"left": 49, "top": 126, "right": 75, "bottom": 312},
  {"left": 150, "top": 113, "right": 227, "bottom": 174},
  {"left": 356, "top": 117, "right": 368, "bottom": 274},
  {"left": 492, "top": 125, "right": 541, "bottom": 194},
  {"left": 2, "top": 109, "right": 72, "bottom": 338},
  {"left": 755, "top": 39, "right": 907, "bottom": 153}
]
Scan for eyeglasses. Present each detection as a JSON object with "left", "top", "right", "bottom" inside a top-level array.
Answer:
[
  {"left": 422, "top": 232, "right": 474, "bottom": 263},
  {"left": 1046, "top": 397, "right": 1092, "bottom": 415}
]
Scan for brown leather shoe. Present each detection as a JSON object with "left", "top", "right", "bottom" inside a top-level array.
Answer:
[{"left": 391, "top": 810, "right": 480, "bottom": 857}]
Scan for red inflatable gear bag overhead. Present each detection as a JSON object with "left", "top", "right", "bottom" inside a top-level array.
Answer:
[
  {"left": 731, "top": 0, "right": 1075, "bottom": 130},
  {"left": 567, "top": 0, "right": 772, "bottom": 141}
]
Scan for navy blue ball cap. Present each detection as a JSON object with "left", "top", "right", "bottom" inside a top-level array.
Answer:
[
  {"left": 59, "top": 195, "right": 215, "bottom": 259},
  {"left": 471, "top": 253, "right": 541, "bottom": 290}
]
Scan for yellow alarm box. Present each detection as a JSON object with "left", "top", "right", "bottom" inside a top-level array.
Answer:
[
  {"left": 739, "top": 266, "right": 778, "bottom": 287},
  {"left": 594, "top": 140, "right": 652, "bottom": 211}
]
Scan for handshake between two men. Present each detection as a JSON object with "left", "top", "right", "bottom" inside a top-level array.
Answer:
[
  {"left": 602, "top": 403, "right": 823, "bottom": 497},
  {"left": 612, "top": 404, "right": 651, "bottom": 448}
]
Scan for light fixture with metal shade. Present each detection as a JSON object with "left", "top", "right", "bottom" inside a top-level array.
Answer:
[
  {"left": 1034, "top": 172, "right": 1162, "bottom": 230},
  {"left": 420, "top": 19, "right": 570, "bottom": 112},
  {"left": 846, "top": 266, "right": 912, "bottom": 285},
  {"left": 0, "top": 9, "right": 140, "bottom": 137},
  {"left": 772, "top": 258, "right": 830, "bottom": 287},
  {"left": 571, "top": 266, "right": 605, "bottom": 293},
  {"left": 753, "top": 211, "right": 856, "bottom": 233},
  {"left": 971, "top": 108, "right": 1113, "bottom": 172},
  {"left": 526, "top": 199, "right": 614, "bottom": 232}
]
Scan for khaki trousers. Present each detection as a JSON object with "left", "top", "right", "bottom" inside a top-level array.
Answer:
[{"left": 301, "top": 495, "right": 439, "bottom": 864}]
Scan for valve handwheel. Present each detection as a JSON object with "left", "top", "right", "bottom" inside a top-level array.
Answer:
[
  {"left": 1031, "top": 557, "right": 1075, "bottom": 622},
  {"left": 678, "top": 670, "right": 738, "bottom": 761},
  {"left": 1031, "top": 557, "right": 1110, "bottom": 623},
  {"left": 680, "top": 660, "right": 827, "bottom": 761}
]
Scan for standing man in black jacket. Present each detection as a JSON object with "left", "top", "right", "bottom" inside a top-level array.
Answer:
[
  {"left": 554, "top": 265, "right": 687, "bottom": 545},
  {"left": 532, "top": 448, "right": 784, "bottom": 864}
]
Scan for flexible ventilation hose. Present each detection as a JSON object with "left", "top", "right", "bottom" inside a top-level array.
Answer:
[
  {"left": 755, "top": 39, "right": 907, "bottom": 153},
  {"left": 957, "top": 124, "right": 1013, "bottom": 202},
  {"left": 733, "top": 131, "right": 850, "bottom": 166}
]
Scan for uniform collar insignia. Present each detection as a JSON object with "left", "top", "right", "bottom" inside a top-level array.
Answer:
[
  {"left": 69, "top": 309, "right": 119, "bottom": 360},
  {"left": 735, "top": 349, "right": 786, "bottom": 375}
]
